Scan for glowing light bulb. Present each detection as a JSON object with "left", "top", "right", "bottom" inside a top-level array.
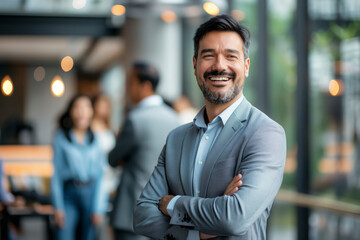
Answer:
[
  {"left": 61, "top": 56, "right": 74, "bottom": 72},
  {"left": 329, "top": 79, "right": 343, "bottom": 96},
  {"left": 161, "top": 10, "right": 177, "bottom": 23},
  {"left": 1, "top": 75, "right": 14, "bottom": 96},
  {"left": 111, "top": 5, "right": 126, "bottom": 16},
  {"left": 203, "top": 2, "right": 220, "bottom": 16},
  {"left": 51, "top": 76, "right": 65, "bottom": 97}
]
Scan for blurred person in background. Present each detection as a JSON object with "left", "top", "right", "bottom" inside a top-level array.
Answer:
[
  {"left": 91, "top": 93, "right": 118, "bottom": 239},
  {"left": 91, "top": 94, "right": 118, "bottom": 208},
  {"left": 91, "top": 93, "right": 115, "bottom": 155},
  {"left": 51, "top": 94, "right": 106, "bottom": 240},
  {"left": 108, "top": 61, "right": 180, "bottom": 240},
  {"left": 172, "top": 95, "right": 199, "bottom": 124}
]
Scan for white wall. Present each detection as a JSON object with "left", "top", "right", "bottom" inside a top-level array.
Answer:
[
  {"left": 25, "top": 66, "right": 76, "bottom": 144},
  {"left": 121, "top": 17, "right": 182, "bottom": 101}
]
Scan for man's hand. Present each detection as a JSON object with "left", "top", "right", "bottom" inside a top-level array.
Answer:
[
  {"left": 223, "top": 174, "right": 243, "bottom": 196},
  {"left": 159, "top": 195, "right": 174, "bottom": 216}
]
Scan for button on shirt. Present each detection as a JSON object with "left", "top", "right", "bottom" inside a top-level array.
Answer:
[{"left": 166, "top": 95, "right": 244, "bottom": 239}]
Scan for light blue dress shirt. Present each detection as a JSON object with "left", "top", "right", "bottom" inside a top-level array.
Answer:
[
  {"left": 167, "top": 95, "right": 244, "bottom": 239},
  {"left": 51, "top": 129, "right": 106, "bottom": 214}
]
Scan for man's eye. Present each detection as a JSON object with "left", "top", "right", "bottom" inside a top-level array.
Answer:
[
  {"left": 228, "top": 55, "right": 237, "bottom": 59},
  {"left": 204, "top": 55, "right": 213, "bottom": 58}
]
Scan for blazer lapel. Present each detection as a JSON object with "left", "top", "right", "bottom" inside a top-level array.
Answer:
[
  {"left": 199, "top": 98, "right": 252, "bottom": 197},
  {"left": 180, "top": 124, "right": 200, "bottom": 196}
]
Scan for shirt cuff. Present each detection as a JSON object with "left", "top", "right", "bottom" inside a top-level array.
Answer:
[
  {"left": 166, "top": 195, "right": 181, "bottom": 217},
  {"left": 187, "top": 230, "right": 200, "bottom": 240}
]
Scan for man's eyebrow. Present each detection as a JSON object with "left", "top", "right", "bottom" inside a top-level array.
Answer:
[
  {"left": 200, "top": 48, "right": 241, "bottom": 55},
  {"left": 225, "top": 49, "right": 240, "bottom": 54},
  {"left": 200, "top": 49, "right": 215, "bottom": 55}
]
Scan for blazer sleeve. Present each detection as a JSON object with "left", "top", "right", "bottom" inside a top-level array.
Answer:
[
  {"left": 108, "top": 118, "right": 137, "bottom": 167},
  {"left": 133, "top": 145, "right": 191, "bottom": 240},
  {"left": 169, "top": 124, "right": 286, "bottom": 236}
]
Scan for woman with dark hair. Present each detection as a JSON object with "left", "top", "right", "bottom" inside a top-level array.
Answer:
[{"left": 51, "top": 94, "right": 105, "bottom": 240}]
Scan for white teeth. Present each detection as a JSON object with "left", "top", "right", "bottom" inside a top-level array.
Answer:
[{"left": 209, "top": 77, "right": 229, "bottom": 81}]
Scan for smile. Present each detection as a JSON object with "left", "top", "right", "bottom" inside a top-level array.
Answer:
[{"left": 209, "top": 77, "right": 230, "bottom": 81}]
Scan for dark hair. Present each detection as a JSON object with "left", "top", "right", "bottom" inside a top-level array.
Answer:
[
  {"left": 193, "top": 14, "right": 250, "bottom": 59},
  {"left": 133, "top": 61, "right": 160, "bottom": 91},
  {"left": 59, "top": 94, "right": 94, "bottom": 143}
]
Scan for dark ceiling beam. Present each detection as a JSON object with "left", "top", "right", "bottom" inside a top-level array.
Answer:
[{"left": 0, "top": 14, "right": 120, "bottom": 36}]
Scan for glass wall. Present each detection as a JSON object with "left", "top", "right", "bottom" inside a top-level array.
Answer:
[
  {"left": 309, "top": 0, "right": 360, "bottom": 238},
  {"left": 229, "top": 0, "right": 360, "bottom": 239}
]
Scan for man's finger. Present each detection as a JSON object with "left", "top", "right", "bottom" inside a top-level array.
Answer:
[
  {"left": 224, "top": 180, "right": 243, "bottom": 195},
  {"left": 224, "top": 174, "right": 242, "bottom": 191},
  {"left": 224, "top": 174, "right": 243, "bottom": 196},
  {"left": 229, "top": 174, "right": 242, "bottom": 186}
]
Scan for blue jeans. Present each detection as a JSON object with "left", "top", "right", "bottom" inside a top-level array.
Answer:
[{"left": 56, "top": 181, "right": 97, "bottom": 240}]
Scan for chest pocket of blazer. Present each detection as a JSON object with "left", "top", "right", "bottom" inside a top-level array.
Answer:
[{"left": 207, "top": 156, "right": 238, "bottom": 197}]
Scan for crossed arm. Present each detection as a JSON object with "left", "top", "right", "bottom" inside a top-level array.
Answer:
[
  {"left": 133, "top": 125, "right": 286, "bottom": 239},
  {"left": 158, "top": 174, "right": 243, "bottom": 239},
  {"left": 133, "top": 147, "right": 243, "bottom": 239}
]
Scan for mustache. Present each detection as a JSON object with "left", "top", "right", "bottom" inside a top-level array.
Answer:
[{"left": 203, "top": 70, "right": 236, "bottom": 79}]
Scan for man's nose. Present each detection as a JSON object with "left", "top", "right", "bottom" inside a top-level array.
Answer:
[{"left": 212, "top": 55, "right": 227, "bottom": 72}]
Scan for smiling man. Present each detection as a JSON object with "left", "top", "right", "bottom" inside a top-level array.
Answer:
[{"left": 133, "top": 15, "right": 286, "bottom": 240}]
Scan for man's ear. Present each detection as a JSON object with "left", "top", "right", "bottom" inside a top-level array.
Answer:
[
  {"left": 244, "top": 58, "right": 250, "bottom": 78},
  {"left": 193, "top": 56, "right": 197, "bottom": 76}
]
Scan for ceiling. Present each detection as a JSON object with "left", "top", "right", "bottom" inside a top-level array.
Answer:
[
  {"left": 0, "top": 0, "right": 224, "bottom": 73},
  {"left": 0, "top": 36, "right": 124, "bottom": 73}
]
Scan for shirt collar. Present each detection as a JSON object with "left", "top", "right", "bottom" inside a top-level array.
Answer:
[
  {"left": 194, "top": 94, "right": 244, "bottom": 129},
  {"left": 137, "top": 95, "right": 163, "bottom": 108}
]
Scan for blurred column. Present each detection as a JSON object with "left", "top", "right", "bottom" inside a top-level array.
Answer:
[
  {"left": 257, "top": 0, "right": 269, "bottom": 114},
  {"left": 296, "top": 0, "right": 310, "bottom": 239},
  {"left": 121, "top": 16, "right": 182, "bottom": 102}
]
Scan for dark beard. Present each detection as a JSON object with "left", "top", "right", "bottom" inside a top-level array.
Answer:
[{"left": 198, "top": 81, "right": 242, "bottom": 104}]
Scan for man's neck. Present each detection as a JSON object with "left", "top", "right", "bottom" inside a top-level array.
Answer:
[{"left": 204, "top": 93, "right": 242, "bottom": 123}]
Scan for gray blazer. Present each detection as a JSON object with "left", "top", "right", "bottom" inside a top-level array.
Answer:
[
  {"left": 109, "top": 102, "right": 180, "bottom": 231},
  {"left": 133, "top": 98, "right": 286, "bottom": 239}
]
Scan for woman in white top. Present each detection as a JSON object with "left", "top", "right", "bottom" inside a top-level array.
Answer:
[{"left": 91, "top": 94, "right": 117, "bottom": 213}]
